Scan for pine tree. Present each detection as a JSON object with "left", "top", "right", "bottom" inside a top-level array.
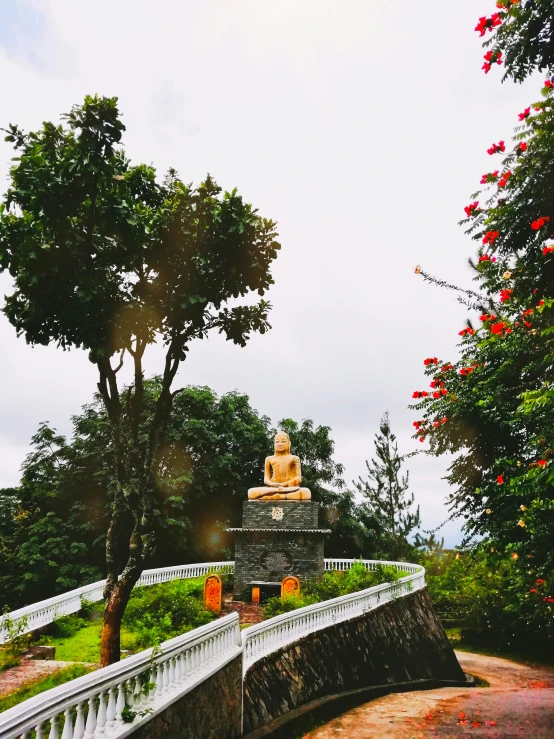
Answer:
[{"left": 354, "top": 412, "right": 420, "bottom": 560}]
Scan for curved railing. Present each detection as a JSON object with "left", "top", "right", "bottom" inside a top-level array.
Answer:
[
  {"left": 0, "top": 562, "right": 234, "bottom": 644},
  {"left": 242, "top": 559, "right": 425, "bottom": 671},
  {"left": 0, "top": 558, "right": 425, "bottom": 737},
  {"left": 0, "top": 614, "right": 241, "bottom": 739}
]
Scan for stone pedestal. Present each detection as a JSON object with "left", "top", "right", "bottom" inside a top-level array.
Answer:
[{"left": 228, "top": 501, "right": 330, "bottom": 600}]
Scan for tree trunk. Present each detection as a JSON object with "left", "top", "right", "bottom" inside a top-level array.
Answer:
[{"left": 100, "top": 582, "right": 134, "bottom": 667}]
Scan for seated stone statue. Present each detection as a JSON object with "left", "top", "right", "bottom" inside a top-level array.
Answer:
[{"left": 248, "top": 432, "right": 311, "bottom": 501}]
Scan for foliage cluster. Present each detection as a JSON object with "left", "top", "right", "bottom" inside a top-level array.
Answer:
[
  {"left": 121, "top": 577, "right": 222, "bottom": 649},
  {"left": 263, "top": 563, "right": 406, "bottom": 618},
  {"left": 0, "top": 612, "right": 31, "bottom": 672},
  {"left": 478, "top": 1, "right": 554, "bottom": 83},
  {"left": 423, "top": 546, "right": 554, "bottom": 654},
  {"left": 412, "top": 9, "right": 554, "bottom": 634}
]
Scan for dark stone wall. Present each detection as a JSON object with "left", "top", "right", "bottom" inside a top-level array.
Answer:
[
  {"left": 242, "top": 501, "right": 319, "bottom": 529},
  {"left": 233, "top": 502, "right": 326, "bottom": 598},
  {"left": 132, "top": 654, "right": 242, "bottom": 739},
  {"left": 234, "top": 531, "right": 325, "bottom": 598},
  {"left": 243, "top": 588, "right": 465, "bottom": 733}
]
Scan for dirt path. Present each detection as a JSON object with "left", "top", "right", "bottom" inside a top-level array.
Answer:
[
  {"left": 0, "top": 659, "right": 74, "bottom": 698},
  {"left": 303, "top": 651, "right": 554, "bottom": 738}
]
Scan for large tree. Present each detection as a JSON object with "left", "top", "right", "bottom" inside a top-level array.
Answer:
[
  {"left": 411, "top": 4, "right": 554, "bottom": 642},
  {"left": 354, "top": 413, "right": 420, "bottom": 560},
  {"left": 0, "top": 95, "right": 280, "bottom": 664}
]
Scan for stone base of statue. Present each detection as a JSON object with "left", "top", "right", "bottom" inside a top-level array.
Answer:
[{"left": 228, "top": 501, "right": 330, "bottom": 601}]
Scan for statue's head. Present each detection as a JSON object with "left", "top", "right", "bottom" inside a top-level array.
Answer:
[{"left": 274, "top": 432, "right": 291, "bottom": 455}]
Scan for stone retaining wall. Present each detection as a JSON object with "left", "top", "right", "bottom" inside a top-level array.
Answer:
[
  {"left": 131, "top": 654, "right": 242, "bottom": 739},
  {"left": 242, "top": 587, "right": 464, "bottom": 733}
]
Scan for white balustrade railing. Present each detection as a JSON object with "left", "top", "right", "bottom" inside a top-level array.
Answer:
[
  {"left": 0, "top": 558, "right": 426, "bottom": 738},
  {"left": 0, "top": 614, "right": 242, "bottom": 739},
  {"left": 0, "top": 562, "right": 234, "bottom": 644},
  {"left": 242, "top": 559, "right": 425, "bottom": 671}
]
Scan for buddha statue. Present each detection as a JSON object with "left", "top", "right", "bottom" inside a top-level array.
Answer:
[{"left": 248, "top": 432, "right": 312, "bottom": 501}]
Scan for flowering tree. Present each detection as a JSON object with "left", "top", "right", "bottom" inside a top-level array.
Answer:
[
  {"left": 411, "top": 4, "right": 554, "bottom": 642},
  {"left": 476, "top": 0, "right": 554, "bottom": 82}
]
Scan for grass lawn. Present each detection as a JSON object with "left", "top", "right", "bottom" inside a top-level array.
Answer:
[
  {"left": 0, "top": 665, "right": 93, "bottom": 713},
  {"left": 41, "top": 623, "right": 138, "bottom": 664}
]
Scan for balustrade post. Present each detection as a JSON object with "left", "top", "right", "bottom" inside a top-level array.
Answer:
[
  {"left": 96, "top": 690, "right": 107, "bottom": 734},
  {"left": 115, "top": 682, "right": 126, "bottom": 724},
  {"left": 48, "top": 714, "right": 59, "bottom": 739}
]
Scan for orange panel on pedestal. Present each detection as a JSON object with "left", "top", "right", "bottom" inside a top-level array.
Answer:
[{"left": 203, "top": 574, "right": 222, "bottom": 613}]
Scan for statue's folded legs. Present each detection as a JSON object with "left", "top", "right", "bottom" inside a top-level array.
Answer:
[{"left": 247, "top": 432, "right": 312, "bottom": 501}]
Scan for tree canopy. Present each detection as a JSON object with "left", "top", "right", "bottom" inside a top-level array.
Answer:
[
  {"left": 0, "top": 94, "right": 280, "bottom": 663},
  {"left": 0, "top": 382, "right": 372, "bottom": 610}
]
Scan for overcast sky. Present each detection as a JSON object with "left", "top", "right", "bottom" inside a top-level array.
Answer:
[{"left": 0, "top": 1, "right": 540, "bottom": 546}]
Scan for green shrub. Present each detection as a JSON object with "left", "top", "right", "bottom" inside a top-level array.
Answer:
[
  {"left": 263, "top": 563, "right": 406, "bottom": 618},
  {"left": 51, "top": 614, "right": 88, "bottom": 638},
  {"left": 122, "top": 577, "right": 216, "bottom": 649},
  {"left": 0, "top": 611, "right": 31, "bottom": 672}
]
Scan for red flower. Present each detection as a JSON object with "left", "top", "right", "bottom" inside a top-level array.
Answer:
[
  {"left": 480, "top": 170, "right": 499, "bottom": 184},
  {"left": 497, "top": 474, "right": 504, "bottom": 484},
  {"left": 475, "top": 14, "right": 502, "bottom": 36},
  {"left": 524, "top": 321, "right": 532, "bottom": 328},
  {"left": 518, "top": 107, "right": 531, "bottom": 121},
  {"left": 464, "top": 201, "right": 480, "bottom": 217},
  {"left": 491, "top": 321, "right": 506, "bottom": 335},
  {"left": 530, "top": 588, "right": 539, "bottom": 593},
  {"left": 544, "top": 597, "right": 554, "bottom": 603},
  {"left": 424, "top": 357, "right": 438, "bottom": 365},
  {"left": 459, "top": 327, "right": 475, "bottom": 336},
  {"left": 483, "top": 230, "right": 499, "bottom": 245},
  {"left": 432, "top": 391, "right": 440, "bottom": 399},
  {"left": 441, "top": 417, "right": 448, "bottom": 423},
  {"left": 543, "top": 246, "right": 554, "bottom": 255},
  {"left": 498, "top": 170, "right": 511, "bottom": 188},
  {"left": 532, "top": 216, "right": 550, "bottom": 230},
  {"left": 441, "top": 388, "right": 448, "bottom": 395},
  {"left": 441, "top": 363, "right": 453, "bottom": 372},
  {"left": 522, "top": 309, "right": 533, "bottom": 316},
  {"left": 536, "top": 579, "right": 546, "bottom": 585},
  {"left": 433, "top": 421, "right": 439, "bottom": 427},
  {"left": 538, "top": 459, "right": 547, "bottom": 467},
  {"left": 412, "top": 391, "right": 422, "bottom": 399},
  {"left": 487, "top": 140, "right": 505, "bottom": 155},
  {"left": 422, "top": 391, "right": 429, "bottom": 397},
  {"left": 539, "top": 299, "right": 545, "bottom": 306},
  {"left": 500, "top": 288, "right": 513, "bottom": 302},
  {"left": 518, "top": 142, "right": 527, "bottom": 154}
]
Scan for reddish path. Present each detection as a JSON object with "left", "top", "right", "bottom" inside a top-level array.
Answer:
[
  {"left": 222, "top": 598, "right": 263, "bottom": 626},
  {"left": 303, "top": 651, "right": 554, "bottom": 738}
]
